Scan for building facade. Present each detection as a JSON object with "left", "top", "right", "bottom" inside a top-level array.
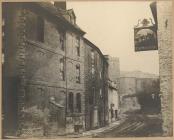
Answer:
[
  {"left": 104, "top": 56, "right": 120, "bottom": 123},
  {"left": 84, "top": 38, "right": 109, "bottom": 130},
  {"left": 105, "top": 56, "right": 120, "bottom": 85},
  {"left": 2, "top": 2, "right": 86, "bottom": 137},
  {"left": 107, "top": 80, "right": 119, "bottom": 123},
  {"left": 156, "top": 1, "right": 173, "bottom": 136}
]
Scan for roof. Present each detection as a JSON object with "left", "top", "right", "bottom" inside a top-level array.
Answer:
[
  {"left": 24, "top": 2, "right": 86, "bottom": 36},
  {"left": 83, "top": 38, "right": 107, "bottom": 61}
]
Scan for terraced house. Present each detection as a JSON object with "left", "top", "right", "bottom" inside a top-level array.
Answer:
[{"left": 2, "top": 2, "right": 86, "bottom": 137}]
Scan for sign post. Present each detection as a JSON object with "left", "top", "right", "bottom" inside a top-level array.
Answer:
[{"left": 134, "top": 18, "right": 158, "bottom": 51}]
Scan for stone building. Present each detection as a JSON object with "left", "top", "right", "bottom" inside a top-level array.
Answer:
[
  {"left": 107, "top": 80, "right": 119, "bottom": 123},
  {"left": 83, "top": 38, "right": 109, "bottom": 130},
  {"left": 154, "top": 1, "right": 173, "bottom": 136},
  {"left": 104, "top": 56, "right": 120, "bottom": 123},
  {"left": 2, "top": 2, "right": 86, "bottom": 137},
  {"left": 105, "top": 56, "right": 120, "bottom": 85}
]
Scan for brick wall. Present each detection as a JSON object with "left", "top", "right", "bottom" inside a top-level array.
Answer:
[{"left": 157, "top": 1, "right": 173, "bottom": 136}]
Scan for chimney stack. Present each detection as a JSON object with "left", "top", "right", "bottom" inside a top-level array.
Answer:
[{"left": 54, "top": 1, "right": 66, "bottom": 10}]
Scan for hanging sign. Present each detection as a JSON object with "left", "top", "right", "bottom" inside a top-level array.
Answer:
[{"left": 134, "top": 18, "right": 158, "bottom": 51}]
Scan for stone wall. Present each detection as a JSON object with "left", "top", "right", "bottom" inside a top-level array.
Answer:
[
  {"left": 119, "top": 77, "right": 160, "bottom": 114},
  {"left": 107, "top": 56, "right": 120, "bottom": 82},
  {"left": 3, "top": 3, "right": 85, "bottom": 137},
  {"left": 2, "top": 3, "right": 27, "bottom": 136},
  {"left": 119, "top": 77, "right": 140, "bottom": 113},
  {"left": 157, "top": 1, "right": 173, "bottom": 136}
]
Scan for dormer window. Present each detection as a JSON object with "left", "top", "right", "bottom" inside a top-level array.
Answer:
[
  {"left": 70, "top": 16, "right": 75, "bottom": 24},
  {"left": 67, "top": 9, "right": 76, "bottom": 24}
]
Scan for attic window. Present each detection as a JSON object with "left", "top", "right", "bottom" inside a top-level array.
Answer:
[{"left": 70, "top": 16, "right": 75, "bottom": 24}]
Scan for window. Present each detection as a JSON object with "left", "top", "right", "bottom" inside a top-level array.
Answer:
[
  {"left": 99, "top": 71, "right": 102, "bottom": 79},
  {"left": 75, "top": 36, "right": 80, "bottom": 56},
  {"left": 60, "top": 57, "right": 65, "bottom": 80},
  {"left": 2, "top": 18, "right": 5, "bottom": 39},
  {"left": 37, "top": 16, "right": 44, "bottom": 42},
  {"left": 91, "top": 51, "right": 95, "bottom": 62},
  {"left": 99, "top": 89, "right": 102, "bottom": 98},
  {"left": 70, "top": 16, "right": 75, "bottom": 24},
  {"left": 68, "top": 93, "right": 74, "bottom": 113},
  {"left": 60, "top": 31, "right": 65, "bottom": 51},
  {"left": 91, "top": 51, "right": 95, "bottom": 75},
  {"left": 92, "top": 67, "right": 95, "bottom": 75},
  {"left": 76, "top": 93, "right": 81, "bottom": 113},
  {"left": 93, "top": 87, "right": 96, "bottom": 105},
  {"left": 76, "top": 64, "right": 80, "bottom": 83}
]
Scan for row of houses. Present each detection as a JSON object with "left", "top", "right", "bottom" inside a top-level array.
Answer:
[{"left": 2, "top": 2, "right": 120, "bottom": 137}]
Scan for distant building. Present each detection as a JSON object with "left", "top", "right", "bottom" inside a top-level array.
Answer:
[
  {"left": 2, "top": 2, "right": 86, "bottom": 136},
  {"left": 119, "top": 76, "right": 160, "bottom": 114},
  {"left": 119, "top": 77, "right": 140, "bottom": 113},
  {"left": 84, "top": 38, "right": 108, "bottom": 130},
  {"left": 105, "top": 56, "right": 120, "bottom": 85}
]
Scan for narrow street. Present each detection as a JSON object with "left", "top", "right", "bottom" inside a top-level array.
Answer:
[{"left": 94, "top": 111, "right": 163, "bottom": 137}]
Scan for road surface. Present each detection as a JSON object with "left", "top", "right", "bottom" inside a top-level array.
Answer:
[{"left": 94, "top": 112, "right": 163, "bottom": 137}]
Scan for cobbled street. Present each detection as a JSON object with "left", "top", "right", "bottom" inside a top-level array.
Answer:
[{"left": 94, "top": 111, "right": 163, "bottom": 137}]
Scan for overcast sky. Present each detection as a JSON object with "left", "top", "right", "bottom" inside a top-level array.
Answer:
[{"left": 67, "top": 1, "right": 159, "bottom": 75}]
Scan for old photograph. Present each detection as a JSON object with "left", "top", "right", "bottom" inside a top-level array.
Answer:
[{"left": 1, "top": 0, "right": 173, "bottom": 138}]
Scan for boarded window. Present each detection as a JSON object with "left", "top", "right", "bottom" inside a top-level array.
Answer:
[
  {"left": 60, "top": 57, "right": 65, "bottom": 80},
  {"left": 60, "top": 31, "right": 65, "bottom": 51},
  {"left": 76, "top": 93, "right": 81, "bottom": 113},
  {"left": 68, "top": 93, "right": 74, "bottom": 113}
]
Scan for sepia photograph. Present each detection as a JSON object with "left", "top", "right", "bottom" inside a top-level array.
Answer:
[{"left": 1, "top": 0, "right": 173, "bottom": 139}]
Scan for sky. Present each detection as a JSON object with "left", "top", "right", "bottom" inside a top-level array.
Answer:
[{"left": 67, "top": 1, "right": 159, "bottom": 75}]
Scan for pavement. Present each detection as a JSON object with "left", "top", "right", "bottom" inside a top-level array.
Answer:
[{"left": 65, "top": 118, "right": 125, "bottom": 138}]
